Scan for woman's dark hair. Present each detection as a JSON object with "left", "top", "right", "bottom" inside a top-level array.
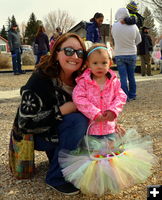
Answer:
[
  {"left": 35, "top": 32, "right": 86, "bottom": 82},
  {"left": 90, "top": 12, "right": 104, "bottom": 22},
  {"left": 35, "top": 25, "right": 45, "bottom": 37}
]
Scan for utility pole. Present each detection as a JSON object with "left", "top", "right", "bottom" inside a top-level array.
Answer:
[{"left": 109, "top": 8, "right": 113, "bottom": 46}]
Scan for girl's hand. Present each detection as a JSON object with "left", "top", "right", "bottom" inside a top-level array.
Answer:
[
  {"left": 115, "top": 124, "right": 126, "bottom": 136},
  {"left": 95, "top": 114, "right": 105, "bottom": 122},
  {"left": 103, "top": 110, "right": 116, "bottom": 121},
  {"left": 59, "top": 102, "right": 77, "bottom": 115}
]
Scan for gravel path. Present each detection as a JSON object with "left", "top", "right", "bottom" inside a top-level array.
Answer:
[{"left": 0, "top": 72, "right": 162, "bottom": 200}]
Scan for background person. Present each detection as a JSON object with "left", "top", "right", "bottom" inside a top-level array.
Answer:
[
  {"left": 35, "top": 25, "right": 50, "bottom": 64},
  {"left": 159, "top": 36, "right": 162, "bottom": 57},
  {"left": 56, "top": 27, "right": 62, "bottom": 36},
  {"left": 111, "top": 8, "right": 141, "bottom": 101},
  {"left": 8, "top": 23, "right": 25, "bottom": 75},
  {"left": 9, "top": 32, "right": 88, "bottom": 195},
  {"left": 138, "top": 27, "right": 153, "bottom": 76},
  {"left": 49, "top": 32, "right": 59, "bottom": 53},
  {"left": 124, "top": 1, "right": 144, "bottom": 29},
  {"left": 86, "top": 12, "right": 104, "bottom": 43}
]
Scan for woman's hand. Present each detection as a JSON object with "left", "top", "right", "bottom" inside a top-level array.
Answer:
[{"left": 59, "top": 101, "right": 77, "bottom": 115}]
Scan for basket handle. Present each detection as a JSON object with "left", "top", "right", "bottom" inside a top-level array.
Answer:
[{"left": 85, "top": 122, "right": 116, "bottom": 159}]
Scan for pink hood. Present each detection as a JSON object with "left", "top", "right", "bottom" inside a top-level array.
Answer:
[{"left": 73, "top": 68, "right": 127, "bottom": 135}]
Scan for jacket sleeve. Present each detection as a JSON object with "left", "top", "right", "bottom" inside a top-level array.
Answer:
[
  {"left": 86, "top": 24, "right": 95, "bottom": 43},
  {"left": 35, "top": 37, "right": 38, "bottom": 44},
  {"left": 17, "top": 76, "right": 63, "bottom": 134},
  {"left": 45, "top": 34, "right": 50, "bottom": 51},
  {"left": 8, "top": 33, "right": 13, "bottom": 51},
  {"left": 135, "top": 26, "right": 142, "bottom": 45},
  {"left": 147, "top": 35, "right": 153, "bottom": 51},
  {"left": 107, "top": 78, "right": 127, "bottom": 118},
  {"left": 73, "top": 79, "right": 101, "bottom": 120},
  {"left": 124, "top": 16, "right": 137, "bottom": 25}
]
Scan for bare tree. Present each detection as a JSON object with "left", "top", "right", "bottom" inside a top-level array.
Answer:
[
  {"left": 43, "top": 10, "right": 76, "bottom": 36},
  {"left": 19, "top": 21, "right": 26, "bottom": 44},
  {"left": 140, "top": 0, "right": 162, "bottom": 23}
]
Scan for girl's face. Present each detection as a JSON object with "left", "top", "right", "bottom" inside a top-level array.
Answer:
[
  {"left": 95, "top": 17, "right": 104, "bottom": 26},
  {"left": 87, "top": 50, "right": 111, "bottom": 78},
  {"left": 57, "top": 37, "right": 84, "bottom": 75}
]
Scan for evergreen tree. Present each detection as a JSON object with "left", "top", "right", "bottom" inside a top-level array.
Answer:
[
  {"left": 25, "top": 13, "right": 42, "bottom": 45},
  {"left": 0, "top": 25, "right": 8, "bottom": 40},
  {"left": 143, "top": 7, "right": 158, "bottom": 41},
  {"left": 7, "top": 17, "right": 11, "bottom": 31},
  {"left": 11, "top": 15, "right": 17, "bottom": 27}
]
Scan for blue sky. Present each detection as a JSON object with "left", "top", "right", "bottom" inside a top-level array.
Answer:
[{"left": 0, "top": 0, "right": 130, "bottom": 27}]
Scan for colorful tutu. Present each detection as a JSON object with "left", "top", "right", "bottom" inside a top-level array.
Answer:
[{"left": 58, "top": 128, "right": 157, "bottom": 196}]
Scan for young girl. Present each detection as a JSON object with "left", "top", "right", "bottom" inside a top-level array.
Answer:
[
  {"left": 59, "top": 48, "right": 156, "bottom": 195},
  {"left": 72, "top": 43, "right": 127, "bottom": 148}
]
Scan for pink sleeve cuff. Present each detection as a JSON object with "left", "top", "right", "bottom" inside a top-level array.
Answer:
[{"left": 93, "top": 112, "right": 102, "bottom": 120}]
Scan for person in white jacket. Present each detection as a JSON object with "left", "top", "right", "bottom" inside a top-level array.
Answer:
[{"left": 111, "top": 8, "right": 141, "bottom": 101}]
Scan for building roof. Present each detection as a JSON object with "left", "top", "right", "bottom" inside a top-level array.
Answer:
[
  {"left": 0, "top": 36, "right": 8, "bottom": 43},
  {"left": 68, "top": 21, "right": 110, "bottom": 36},
  {"left": 68, "top": 21, "right": 86, "bottom": 32}
]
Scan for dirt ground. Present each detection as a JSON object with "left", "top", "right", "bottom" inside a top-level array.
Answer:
[{"left": 0, "top": 72, "right": 162, "bottom": 200}]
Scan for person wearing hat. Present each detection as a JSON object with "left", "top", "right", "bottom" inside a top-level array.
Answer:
[
  {"left": 138, "top": 27, "right": 153, "bottom": 76},
  {"left": 8, "top": 23, "right": 25, "bottom": 75},
  {"left": 124, "top": 1, "right": 144, "bottom": 29}
]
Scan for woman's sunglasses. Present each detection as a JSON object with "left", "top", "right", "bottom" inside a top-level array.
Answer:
[{"left": 58, "top": 47, "right": 84, "bottom": 58}]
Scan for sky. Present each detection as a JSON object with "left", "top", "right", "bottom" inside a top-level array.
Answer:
[{"left": 0, "top": 0, "right": 130, "bottom": 27}]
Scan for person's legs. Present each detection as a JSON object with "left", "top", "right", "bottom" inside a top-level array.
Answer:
[
  {"left": 36, "top": 50, "right": 48, "bottom": 64},
  {"left": 115, "top": 56, "right": 128, "bottom": 98},
  {"left": 11, "top": 50, "right": 18, "bottom": 74},
  {"left": 36, "top": 52, "right": 41, "bottom": 64},
  {"left": 46, "top": 112, "right": 88, "bottom": 187},
  {"left": 145, "top": 53, "right": 152, "bottom": 76},
  {"left": 140, "top": 55, "right": 146, "bottom": 76},
  {"left": 126, "top": 55, "right": 137, "bottom": 99},
  {"left": 16, "top": 49, "right": 23, "bottom": 73},
  {"left": 34, "top": 135, "right": 57, "bottom": 163}
]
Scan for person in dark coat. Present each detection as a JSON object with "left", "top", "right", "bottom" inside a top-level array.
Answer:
[
  {"left": 9, "top": 32, "right": 88, "bottom": 195},
  {"left": 138, "top": 27, "right": 153, "bottom": 76},
  {"left": 35, "top": 25, "right": 50, "bottom": 64},
  {"left": 8, "top": 23, "right": 26, "bottom": 75},
  {"left": 86, "top": 12, "right": 104, "bottom": 43}
]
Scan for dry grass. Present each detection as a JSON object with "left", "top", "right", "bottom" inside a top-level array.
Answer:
[
  {"left": 21, "top": 52, "right": 35, "bottom": 65},
  {"left": 0, "top": 54, "right": 12, "bottom": 69},
  {"left": 0, "top": 73, "right": 162, "bottom": 200}
]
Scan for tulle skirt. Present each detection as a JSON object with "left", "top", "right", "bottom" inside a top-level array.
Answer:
[{"left": 58, "top": 129, "right": 157, "bottom": 196}]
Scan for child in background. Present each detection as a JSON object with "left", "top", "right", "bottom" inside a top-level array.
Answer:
[
  {"left": 73, "top": 44, "right": 127, "bottom": 148},
  {"left": 49, "top": 32, "right": 59, "bottom": 53},
  {"left": 124, "top": 1, "right": 144, "bottom": 29}
]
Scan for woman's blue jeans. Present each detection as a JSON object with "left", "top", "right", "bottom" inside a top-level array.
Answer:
[
  {"left": 115, "top": 55, "right": 137, "bottom": 100},
  {"left": 34, "top": 112, "right": 88, "bottom": 187},
  {"left": 36, "top": 50, "right": 48, "bottom": 64}
]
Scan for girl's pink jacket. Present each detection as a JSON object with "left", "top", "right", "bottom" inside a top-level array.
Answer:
[{"left": 72, "top": 68, "right": 127, "bottom": 135}]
